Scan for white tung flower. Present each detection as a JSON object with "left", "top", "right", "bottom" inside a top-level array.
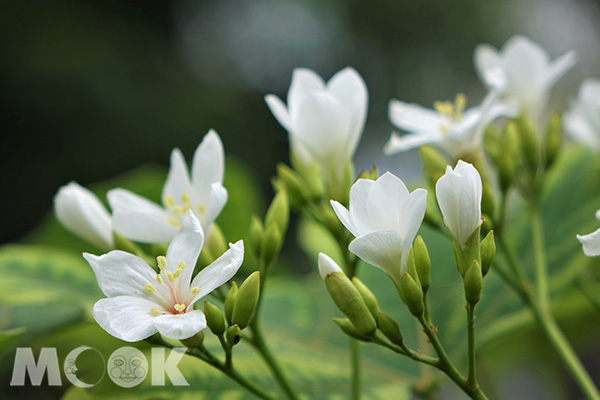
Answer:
[
  {"left": 84, "top": 211, "right": 244, "bottom": 342},
  {"left": 108, "top": 130, "right": 227, "bottom": 244},
  {"left": 577, "top": 210, "right": 600, "bottom": 257},
  {"left": 563, "top": 78, "right": 600, "bottom": 151},
  {"left": 330, "top": 172, "right": 427, "bottom": 284},
  {"left": 474, "top": 35, "right": 577, "bottom": 125},
  {"left": 384, "top": 90, "right": 515, "bottom": 158},
  {"left": 435, "top": 160, "right": 482, "bottom": 247},
  {"left": 265, "top": 67, "right": 368, "bottom": 183},
  {"left": 54, "top": 182, "right": 113, "bottom": 251}
]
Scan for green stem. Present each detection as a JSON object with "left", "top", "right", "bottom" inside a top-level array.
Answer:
[
  {"left": 250, "top": 321, "right": 300, "bottom": 400},
  {"left": 371, "top": 334, "right": 439, "bottom": 368},
  {"left": 531, "top": 203, "right": 549, "bottom": 308},
  {"left": 350, "top": 339, "right": 361, "bottom": 400},
  {"left": 466, "top": 304, "right": 477, "bottom": 391}
]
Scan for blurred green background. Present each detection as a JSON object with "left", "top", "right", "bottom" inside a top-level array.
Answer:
[{"left": 2, "top": 0, "right": 600, "bottom": 399}]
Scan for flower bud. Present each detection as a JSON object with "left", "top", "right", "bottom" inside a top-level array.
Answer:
[
  {"left": 419, "top": 145, "right": 449, "bottom": 187},
  {"left": 179, "top": 331, "right": 204, "bottom": 348},
  {"left": 265, "top": 190, "right": 289, "bottom": 235},
  {"left": 400, "top": 273, "right": 424, "bottom": 317},
  {"left": 319, "top": 254, "right": 377, "bottom": 337},
  {"left": 413, "top": 236, "right": 431, "bottom": 292},
  {"left": 480, "top": 230, "right": 495, "bottom": 277},
  {"left": 224, "top": 282, "right": 238, "bottom": 324},
  {"left": 260, "top": 222, "right": 283, "bottom": 266},
  {"left": 226, "top": 324, "right": 242, "bottom": 346},
  {"left": 481, "top": 181, "right": 495, "bottom": 221},
  {"left": 464, "top": 260, "right": 483, "bottom": 305},
  {"left": 304, "top": 162, "right": 325, "bottom": 201},
  {"left": 205, "top": 224, "right": 228, "bottom": 263},
  {"left": 376, "top": 311, "right": 404, "bottom": 346},
  {"left": 497, "top": 122, "right": 519, "bottom": 191},
  {"left": 248, "top": 216, "right": 264, "bottom": 260},
  {"left": 204, "top": 301, "right": 226, "bottom": 336},
  {"left": 544, "top": 113, "right": 562, "bottom": 169},
  {"left": 453, "top": 227, "right": 481, "bottom": 277},
  {"left": 358, "top": 165, "right": 378, "bottom": 181},
  {"left": 516, "top": 115, "right": 539, "bottom": 171},
  {"left": 332, "top": 318, "right": 370, "bottom": 342},
  {"left": 483, "top": 124, "right": 501, "bottom": 165},
  {"left": 276, "top": 163, "right": 307, "bottom": 209},
  {"left": 352, "top": 277, "right": 380, "bottom": 318},
  {"left": 232, "top": 271, "right": 260, "bottom": 329}
]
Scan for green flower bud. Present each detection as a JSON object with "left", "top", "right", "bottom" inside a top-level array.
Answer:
[
  {"left": 231, "top": 271, "right": 260, "bottom": 329},
  {"left": 464, "top": 260, "right": 483, "bottom": 305},
  {"left": 480, "top": 230, "right": 495, "bottom": 277},
  {"left": 226, "top": 324, "right": 242, "bottom": 346},
  {"left": 480, "top": 215, "right": 492, "bottom": 237},
  {"left": 405, "top": 246, "right": 421, "bottom": 287},
  {"left": 400, "top": 273, "right": 424, "bottom": 317},
  {"left": 265, "top": 190, "right": 289, "bottom": 235},
  {"left": 205, "top": 224, "right": 228, "bottom": 262},
  {"left": 481, "top": 182, "right": 495, "bottom": 221},
  {"left": 453, "top": 227, "right": 481, "bottom": 277},
  {"left": 498, "top": 122, "right": 519, "bottom": 191},
  {"left": 304, "top": 162, "right": 325, "bottom": 201},
  {"left": 352, "top": 277, "right": 380, "bottom": 318},
  {"left": 483, "top": 124, "right": 501, "bottom": 165},
  {"left": 179, "top": 331, "right": 204, "bottom": 348},
  {"left": 544, "top": 113, "right": 562, "bottom": 169},
  {"left": 358, "top": 165, "right": 378, "bottom": 181},
  {"left": 419, "top": 145, "right": 449, "bottom": 186},
  {"left": 224, "top": 282, "right": 238, "bottom": 324},
  {"left": 260, "top": 222, "right": 282, "bottom": 266},
  {"left": 197, "top": 247, "right": 215, "bottom": 268},
  {"left": 204, "top": 301, "right": 226, "bottom": 336},
  {"left": 248, "top": 216, "right": 264, "bottom": 260},
  {"left": 516, "top": 115, "right": 539, "bottom": 171},
  {"left": 413, "top": 236, "right": 431, "bottom": 292},
  {"left": 319, "top": 204, "right": 344, "bottom": 239},
  {"left": 376, "top": 311, "right": 404, "bottom": 346},
  {"left": 276, "top": 163, "right": 307, "bottom": 209},
  {"left": 332, "top": 318, "right": 370, "bottom": 342}
]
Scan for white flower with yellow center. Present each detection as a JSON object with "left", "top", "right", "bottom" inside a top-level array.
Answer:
[
  {"left": 108, "top": 130, "right": 227, "bottom": 244},
  {"left": 84, "top": 211, "right": 244, "bottom": 341}
]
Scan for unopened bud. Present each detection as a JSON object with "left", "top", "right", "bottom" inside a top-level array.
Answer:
[
  {"left": 232, "top": 271, "right": 260, "bottom": 329},
  {"left": 260, "top": 222, "right": 282, "bottom": 266},
  {"left": 224, "top": 282, "right": 238, "bottom": 324},
  {"left": 180, "top": 331, "right": 204, "bottom": 348},
  {"left": 248, "top": 216, "right": 264, "bottom": 260},
  {"left": 464, "top": 260, "right": 483, "bottom": 305},
  {"left": 483, "top": 124, "right": 501, "bottom": 165},
  {"left": 498, "top": 122, "right": 519, "bottom": 191},
  {"left": 265, "top": 190, "right": 289, "bottom": 235},
  {"left": 226, "top": 324, "right": 242, "bottom": 346},
  {"left": 400, "top": 273, "right": 424, "bottom": 317},
  {"left": 358, "top": 165, "right": 378, "bottom": 181},
  {"left": 453, "top": 227, "right": 481, "bottom": 277},
  {"left": 419, "top": 145, "right": 448, "bottom": 186},
  {"left": 516, "top": 115, "right": 539, "bottom": 171},
  {"left": 480, "top": 230, "right": 495, "bottom": 277},
  {"left": 304, "top": 162, "right": 325, "bottom": 201},
  {"left": 205, "top": 224, "right": 228, "bottom": 262},
  {"left": 413, "top": 236, "right": 431, "bottom": 291},
  {"left": 481, "top": 182, "right": 495, "bottom": 220},
  {"left": 332, "top": 318, "right": 370, "bottom": 342},
  {"left": 204, "top": 301, "right": 225, "bottom": 336},
  {"left": 352, "top": 277, "right": 380, "bottom": 318},
  {"left": 376, "top": 311, "right": 404, "bottom": 346},
  {"left": 276, "top": 163, "right": 307, "bottom": 209},
  {"left": 544, "top": 113, "right": 562, "bottom": 169}
]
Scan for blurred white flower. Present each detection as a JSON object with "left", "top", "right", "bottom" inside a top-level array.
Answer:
[
  {"left": 330, "top": 172, "right": 427, "bottom": 284},
  {"left": 54, "top": 182, "right": 113, "bottom": 251},
  {"left": 384, "top": 91, "right": 515, "bottom": 158},
  {"left": 435, "top": 160, "right": 482, "bottom": 247},
  {"left": 108, "top": 130, "right": 227, "bottom": 244},
  {"left": 474, "top": 35, "right": 576, "bottom": 125},
  {"left": 265, "top": 67, "right": 368, "bottom": 185},
  {"left": 85, "top": 211, "right": 244, "bottom": 342},
  {"left": 577, "top": 209, "right": 600, "bottom": 257},
  {"left": 563, "top": 78, "right": 600, "bottom": 151}
]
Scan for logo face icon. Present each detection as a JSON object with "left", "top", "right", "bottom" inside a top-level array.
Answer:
[
  {"left": 63, "top": 346, "right": 106, "bottom": 389},
  {"left": 107, "top": 347, "right": 148, "bottom": 388}
]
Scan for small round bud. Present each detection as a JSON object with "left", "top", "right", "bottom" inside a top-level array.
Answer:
[
  {"left": 464, "top": 260, "right": 483, "bottom": 305},
  {"left": 516, "top": 115, "right": 539, "bottom": 171},
  {"left": 265, "top": 190, "right": 289, "bottom": 235},
  {"left": 226, "top": 324, "right": 242, "bottom": 346},
  {"left": 260, "top": 222, "right": 283, "bottom": 266},
  {"left": 332, "top": 318, "right": 370, "bottom": 342},
  {"left": 276, "top": 163, "right": 307, "bottom": 209}
]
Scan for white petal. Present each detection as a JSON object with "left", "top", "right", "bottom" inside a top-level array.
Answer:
[
  {"left": 577, "top": 228, "right": 600, "bottom": 257},
  {"left": 563, "top": 109, "right": 600, "bottom": 151},
  {"left": 399, "top": 188, "right": 428, "bottom": 264},
  {"left": 474, "top": 44, "right": 502, "bottom": 88},
  {"left": 287, "top": 68, "right": 325, "bottom": 119},
  {"left": 108, "top": 189, "right": 177, "bottom": 244},
  {"left": 502, "top": 35, "right": 549, "bottom": 82},
  {"left": 384, "top": 131, "right": 440, "bottom": 155},
  {"left": 595, "top": 209, "right": 600, "bottom": 221},
  {"left": 348, "top": 231, "right": 404, "bottom": 283},
  {"left": 191, "top": 130, "right": 224, "bottom": 199},
  {"left": 318, "top": 253, "right": 342, "bottom": 279},
  {"left": 166, "top": 211, "right": 205, "bottom": 293},
  {"left": 265, "top": 94, "right": 291, "bottom": 131},
  {"left": 162, "top": 148, "right": 194, "bottom": 206},
  {"left": 347, "top": 178, "right": 375, "bottom": 236},
  {"left": 330, "top": 200, "right": 360, "bottom": 238},
  {"left": 190, "top": 240, "right": 244, "bottom": 303},
  {"left": 153, "top": 310, "right": 207, "bottom": 340},
  {"left": 93, "top": 296, "right": 159, "bottom": 342},
  {"left": 54, "top": 182, "right": 113, "bottom": 251},
  {"left": 366, "top": 172, "right": 410, "bottom": 232},
  {"left": 542, "top": 50, "right": 577, "bottom": 88},
  {"left": 388, "top": 100, "right": 445, "bottom": 133},
  {"left": 579, "top": 78, "right": 600, "bottom": 131},
  {"left": 83, "top": 251, "right": 168, "bottom": 301},
  {"left": 203, "top": 183, "right": 228, "bottom": 231}
]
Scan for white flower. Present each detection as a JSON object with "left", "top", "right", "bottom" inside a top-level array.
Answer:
[
  {"left": 330, "top": 172, "right": 427, "bottom": 284},
  {"left": 435, "top": 160, "right": 482, "bottom": 247},
  {"left": 108, "top": 130, "right": 228, "bottom": 244},
  {"left": 384, "top": 90, "right": 516, "bottom": 158},
  {"left": 265, "top": 67, "right": 368, "bottom": 184},
  {"left": 84, "top": 211, "right": 244, "bottom": 341},
  {"left": 577, "top": 210, "right": 600, "bottom": 257},
  {"left": 474, "top": 35, "right": 576, "bottom": 125},
  {"left": 54, "top": 182, "right": 113, "bottom": 251},
  {"left": 563, "top": 78, "right": 600, "bottom": 151}
]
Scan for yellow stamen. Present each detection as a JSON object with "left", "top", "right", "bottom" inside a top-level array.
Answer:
[
  {"left": 197, "top": 204, "right": 206, "bottom": 215},
  {"left": 172, "top": 206, "right": 183, "bottom": 215},
  {"left": 144, "top": 284, "right": 155, "bottom": 294},
  {"left": 167, "top": 271, "right": 174, "bottom": 281},
  {"left": 174, "top": 303, "right": 186, "bottom": 312},
  {"left": 191, "top": 287, "right": 200, "bottom": 295},
  {"left": 173, "top": 262, "right": 186, "bottom": 279},
  {"left": 455, "top": 93, "right": 466, "bottom": 115},
  {"left": 167, "top": 218, "right": 181, "bottom": 229},
  {"left": 181, "top": 193, "right": 190, "bottom": 203},
  {"left": 150, "top": 308, "right": 162, "bottom": 316},
  {"left": 157, "top": 256, "right": 168, "bottom": 270},
  {"left": 156, "top": 274, "right": 164, "bottom": 285},
  {"left": 164, "top": 196, "right": 175, "bottom": 208}
]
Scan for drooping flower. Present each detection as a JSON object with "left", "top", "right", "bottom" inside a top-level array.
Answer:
[
  {"left": 577, "top": 210, "right": 600, "bottom": 257},
  {"left": 435, "top": 160, "right": 482, "bottom": 248},
  {"left": 563, "top": 78, "right": 600, "bottom": 151},
  {"left": 54, "top": 182, "right": 113, "bottom": 251},
  {"left": 108, "top": 130, "right": 227, "bottom": 244},
  {"left": 384, "top": 90, "right": 516, "bottom": 158},
  {"left": 330, "top": 172, "right": 427, "bottom": 284},
  {"left": 474, "top": 35, "right": 577, "bottom": 125},
  {"left": 265, "top": 67, "right": 368, "bottom": 188},
  {"left": 84, "top": 211, "right": 244, "bottom": 341}
]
